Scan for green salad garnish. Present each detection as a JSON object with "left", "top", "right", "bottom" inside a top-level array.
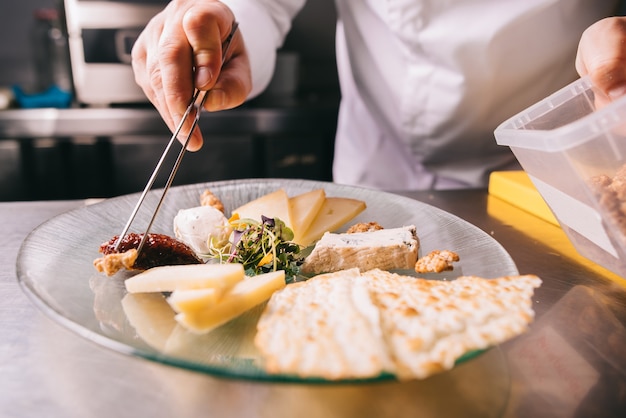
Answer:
[{"left": 207, "top": 215, "right": 304, "bottom": 283}]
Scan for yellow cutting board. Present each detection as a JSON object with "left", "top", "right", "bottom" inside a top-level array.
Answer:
[{"left": 488, "top": 171, "right": 559, "bottom": 226}]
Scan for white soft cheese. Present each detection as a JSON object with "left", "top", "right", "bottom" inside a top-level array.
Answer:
[
  {"left": 173, "top": 206, "right": 231, "bottom": 256},
  {"left": 316, "top": 226, "right": 418, "bottom": 248},
  {"left": 301, "top": 225, "right": 420, "bottom": 274}
]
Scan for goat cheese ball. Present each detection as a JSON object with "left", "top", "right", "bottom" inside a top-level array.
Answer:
[{"left": 173, "top": 206, "right": 231, "bottom": 256}]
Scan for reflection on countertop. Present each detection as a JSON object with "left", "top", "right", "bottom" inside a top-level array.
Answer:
[{"left": 504, "top": 285, "right": 626, "bottom": 417}]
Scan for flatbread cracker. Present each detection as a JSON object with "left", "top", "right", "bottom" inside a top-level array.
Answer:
[
  {"left": 363, "top": 269, "right": 541, "bottom": 379},
  {"left": 255, "top": 269, "right": 541, "bottom": 381},
  {"left": 254, "top": 268, "right": 393, "bottom": 379}
]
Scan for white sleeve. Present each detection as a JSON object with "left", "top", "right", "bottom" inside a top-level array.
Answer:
[{"left": 221, "top": 0, "right": 306, "bottom": 98}]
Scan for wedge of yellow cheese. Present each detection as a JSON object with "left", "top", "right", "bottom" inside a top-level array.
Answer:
[
  {"left": 232, "top": 189, "right": 293, "bottom": 229},
  {"left": 121, "top": 292, "right": 177, "bottom": 351},
  {"left": 125, "top": 263, "right": 245, "bottom": 294},
  {"left": 290, "top": 189, "right": 326, "bottom": 245},
  {"left": 175, "top": 270, "right": 286, "bottom": 334},
  {"left": 167, "top": 287, "right": 221, "bottom": 313},
  {"left": 297, "top": 197, "right": 367, "bottom": 247}
]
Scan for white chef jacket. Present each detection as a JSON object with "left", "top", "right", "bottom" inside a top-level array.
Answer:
[{"left": 223, "top": 0, "right": 619, "bottom": 190}]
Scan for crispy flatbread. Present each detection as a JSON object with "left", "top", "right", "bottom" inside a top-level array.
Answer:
[
  {"left": 363, "top": 269, "right": 541, "bottom": 379},
  {"left": 254, "top": 268, "right": 393, "bottom": 379},
  {"left": 254, "top": 269, "right": 541, "bottom": 380}
]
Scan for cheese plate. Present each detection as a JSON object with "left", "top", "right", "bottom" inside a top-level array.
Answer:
[{"left": 16, "top": 179, "right": 519, "bottom": 382}]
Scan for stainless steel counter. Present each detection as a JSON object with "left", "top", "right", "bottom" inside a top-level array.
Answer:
[
  {"left": 0, "top": 100, "right": 338, "bottom": 138},
  {"left": 1, "top": 189, "right": 625, "bottom": 418},
  {"left": 0, "top": 103, "right": 339, "bottom": 201}
]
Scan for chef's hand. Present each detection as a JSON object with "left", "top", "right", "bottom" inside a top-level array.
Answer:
[
  {"left": 131, "top": 0, "right": 251, "bottom": 151},
  {"left": 576, "top": 16, "right": 626, "bottom": 104}
]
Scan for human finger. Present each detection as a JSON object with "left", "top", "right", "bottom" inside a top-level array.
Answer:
[
  {"left": 576, "top": 17, "right": 626, "bottom": 100},
  {"left": 203, "top": 29, "right": 252, "bottom": 112},
  {"left": 180, "top": 5, "right": 251, "bottom": 146}
]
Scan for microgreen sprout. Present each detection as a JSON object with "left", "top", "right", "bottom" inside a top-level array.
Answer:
[{"left": 206, "top": 215, "right": 304, "bottom": 283}]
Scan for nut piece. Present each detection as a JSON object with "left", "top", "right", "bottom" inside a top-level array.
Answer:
[
  {"left": 94, "top": 249, "right": 138, "bottom": 276},
  {"left": 415, "top": 250, "right": 459, "bottom": 274},
  {"left": 347, "top": 222, "right": 384, "bottom": 234},
  {"left": 200, "top": 189, "right": 225, "bottom": 213}
]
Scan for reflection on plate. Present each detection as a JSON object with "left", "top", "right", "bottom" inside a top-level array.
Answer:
[{"left": 16, "top": 179, "right": 518, "bottom": 382}]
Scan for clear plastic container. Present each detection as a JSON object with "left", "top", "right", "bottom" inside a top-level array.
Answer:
[{"left": 495, "top": 76, "right": 626, "bottom": 278}]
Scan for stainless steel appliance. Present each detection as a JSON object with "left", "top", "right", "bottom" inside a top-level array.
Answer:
[{"left": 63, "top": 0, "right": 167, "bottom": 106}]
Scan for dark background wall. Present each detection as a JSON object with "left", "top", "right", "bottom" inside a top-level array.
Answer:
[{"left": 0, "top": 0, "right": 58, "bottom": 89}]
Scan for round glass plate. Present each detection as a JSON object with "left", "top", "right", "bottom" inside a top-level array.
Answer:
[{"left": 16, "top": 179, "right": 518, "bottom": 383}]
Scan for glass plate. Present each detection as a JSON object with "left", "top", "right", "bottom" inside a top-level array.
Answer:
[{"left": 16, "top": 179, "right": 518, "bottom": 383}]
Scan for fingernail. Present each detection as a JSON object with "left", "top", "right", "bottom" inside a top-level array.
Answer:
[
  {"left": 208, "top": 89, "right": 225, "bottom": 108},
  {"left": 195, "top": 66, "right": 212, "bottom": 89},
  {"left": 186, "top": 135, "right": 203, "bottom": 152},
  {"left": 608, "top": 85, "right": 626, "bottom": 100}
]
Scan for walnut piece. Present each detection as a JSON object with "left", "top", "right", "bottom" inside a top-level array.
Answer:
[
  {"left": 347, "top": 222, "right": 384, "bottom": 234},
  {"left": 93, "top": 249, "right": 138, "bottom": 276},
  {"left": 589, "top": 168, "right": 626, "bottom": 242},
  {"left": 415, "top": 250, "right": 460, "bottom": 274},
  {"left": 200, "top": 189, "right": 225, "bottom": 213}
]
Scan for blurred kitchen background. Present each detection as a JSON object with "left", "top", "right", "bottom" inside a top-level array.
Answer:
[{"left": 0, "top": 0, "right": 340, "bottom": 201}]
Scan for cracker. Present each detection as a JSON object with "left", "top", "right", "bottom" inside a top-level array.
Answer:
[{"left": 254, "top": 269, "right": 541, "bottom": 380}]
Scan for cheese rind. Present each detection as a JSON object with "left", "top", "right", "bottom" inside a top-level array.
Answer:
[
  {"left": 176, "top": 270, "right": 286, "bottom": 334},
  {"left": 124, "top": 263, "right": 245, "bottom": 293},
  {"left": 297, "top": 197, "right": 366, "bottom": 247},
  {"left": 290, "top": 189, "right": 326, "bottom": 244}
]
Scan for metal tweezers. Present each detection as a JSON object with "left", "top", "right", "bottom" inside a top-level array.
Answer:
[{"left": 113, "top": 22, "right": 239, "bottom": 255}]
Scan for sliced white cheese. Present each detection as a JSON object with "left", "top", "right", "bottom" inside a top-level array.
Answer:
[
  {"left": 176, "top": 270, "right": 286, "bottom": 334},
  {"left": 125, "top": 263, "right": 245, "bottom": 294},
  {"left": 290, "top": 189, "right": 326, "bottom": 245},
  {"left": 167, "top": 287, "right": 221, "bottom": 313},
  {"left": 297, "top": 197, "right": 367, "bottom": 247},
  {"left": 232, "top": 189, "right": 293, "bottom": 229}
]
